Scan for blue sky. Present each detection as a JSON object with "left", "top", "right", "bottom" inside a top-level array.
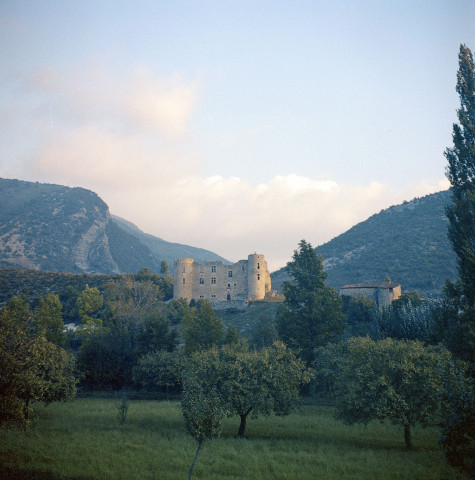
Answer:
[{"left": 1, "top": 1, "right": 474, "bottom": 270}]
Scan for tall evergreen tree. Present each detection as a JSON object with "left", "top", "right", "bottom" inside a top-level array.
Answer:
[
  {"left": 443, "top": 44, "right": 475, "bottom": 367},
  {"left": 277, "top": 240, "right": 345, "bottom": 365},
  {"left": 445, "top": 44, "right": 475, "bottom": 304}
]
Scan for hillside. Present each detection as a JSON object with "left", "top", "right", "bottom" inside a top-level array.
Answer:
[
  {"left": 0, "top": 178, "right": 227, "bottom": 274},
  {"left": 272, "top": 190, "right": 457, "bottom": 296},
  {"left": 111, "top": 215, "right": 230, "bottom": 266}
]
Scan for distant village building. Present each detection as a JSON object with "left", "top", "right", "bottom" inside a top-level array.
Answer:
[
  {"left": 173, "top": 254, "right": 271, "bottom": 303},
  {"left": 339, "top": 281, "right": 401, "bottom": 307}
]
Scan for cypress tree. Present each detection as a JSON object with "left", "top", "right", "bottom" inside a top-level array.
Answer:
[
  {"left": 443, "top": 44, "right": 475, "bottom": 367},
  {"left": 445, "top": 44, "right": 475, "bottom": 304}
]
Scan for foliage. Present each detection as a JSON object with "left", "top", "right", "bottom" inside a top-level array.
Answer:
[
  {"left": 35, "top": 293, "right": 67, "bottom": 346},
  {"left": 116, "top": 390, "right": 130, "bottom": 426},
  {"left": 277, "top": 240, "right": 345, "bottom": 365},
  {"left": 133, "top": 350, "right": 182, "bottom": 398},
  {"left": 313, "top": 341, "right": 348, "bottom": 396},
  {"left": 181, "top": 300, "right": 224, "bottom": 354},
  {"left": 443, "top": 44, "right": 475, "bottom": 370},
  {"left": 181, "top": 372, "right": 225, "bottom": 479},
  {"left": 439, "top": 362, "right": 475, "bottom": 475},
  {"left": 432, "top": 281, "right": 475, "bottom": 365},
  {"left": 445, "top": 44, "right": 475, "bottom": 305},
  {"left": 376, "top": 297, "right": 434, "bottom": 342},
  {"left": 76, "top": 285, "right": 104, "bottom": 337},
  {"left": 249, "top": 314, "right": 278, "bottom": 349},
  {"left": 184, "top": 341, "right": 311, "bottom": 437},
  {"left": 334, "top": 337, "right": 452, "bottom": 449},
  {"left": 135, "top": 312, "right": 178, "bottom": 355},
  {"left": 77, "top": 329, "right": 136, "bottom": 390},
  {"left": 76, "top": 278, "right": 180, "bottom": 390},
  {"left": 341, "top": 294, "right": 378, "bottom": 338},
  {"left": 0, "top": 297, "right": 76, "bottom": 428}
]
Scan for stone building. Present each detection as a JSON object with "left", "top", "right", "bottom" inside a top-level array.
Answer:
[
  {"left": 173, "top": 254, "right": 271, "bottom": 302},
  {"left": 339, "top": 281, "right": 401, "bottom": 307}
]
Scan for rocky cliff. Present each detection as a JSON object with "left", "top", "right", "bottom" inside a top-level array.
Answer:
[{"left": 0, "top": 178, "right": 226, "bottom": 274}]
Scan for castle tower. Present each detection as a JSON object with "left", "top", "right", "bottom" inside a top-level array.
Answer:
[
  {"left": 173, "top": 257, "right": 194, "bottom": 301},
  {"left": 247, "top": 253, "right": 270, "bottom": 301}
]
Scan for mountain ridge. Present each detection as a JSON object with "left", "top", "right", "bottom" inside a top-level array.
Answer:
[
  {"left": 0, "top": 178, "right": 228, "bottom": 274},
  {"left": 271, "top": 190, "right": 457, "bottom": 296}
]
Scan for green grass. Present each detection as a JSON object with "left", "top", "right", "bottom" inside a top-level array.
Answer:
[{"left": 0, "top": 399, "right": 467, "bottom": 480}]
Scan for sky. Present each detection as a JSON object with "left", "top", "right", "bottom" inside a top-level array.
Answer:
[{"left": 1, "top": 1, "right": 474, "bottom": 271}]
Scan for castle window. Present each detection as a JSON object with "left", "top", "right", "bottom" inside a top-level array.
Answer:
[
  {"left": 183, "top": 266, "right": 186, "bottom": 273},
  {"left": 211, "top": 266, "right": 216, "bottom": 273},
  {"left": 257, "top": 263, "right": 260, "bottom": 270},
  {"left": 183, "top": 278, "right": 186, "bottom": 284},
  {"left": 211, "top": 277, "right": 216, "bottom": 284},
  {"left": 228, "top": 270, "right": 233, "bottom": 278},
  {"left": 199, "top": 277, "right": 204, "bottom": 285},
  {"left": 211, "top": 294, "right": 216, "bottom": 298},
  {"left": 227, "top": 284, "right": 231, "bottom": 289},
  {"left": 234, "top": 283, "right": 237, "bottom": 289},
  {"left": 257, "top": 274, "right": 260, "bottom": 280}
]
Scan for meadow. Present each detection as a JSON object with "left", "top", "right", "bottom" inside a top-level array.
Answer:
[{"left": 0, "top": 398, "right": 467, "bottom": 480}]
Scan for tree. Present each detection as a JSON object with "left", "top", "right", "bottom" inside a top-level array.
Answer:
[
  {"left": 0, "top": 298, "right": 76, "bottom": 428},
  {"left": 443, "top": 44, "right": 475, "bottom": 367},
  {"left": 160, "top": 261, "right": 169, "bottom": 275},
  {"left": 181, "top": 373, "right": 224, "bottom": 480},
  {"left": 76, "top": 285, "right": 103, "bottom": 337},
  {"left": 439, "top": 361, "right": 475, "bottom": 474},
  {"left": 181, "top": 300, "right": 224, "bottom": 354},
  {"left": 133, "top": 350, "right": 182, "bottom": 399},
  {"left": 184, "top": 341, "right": 311, "bottom": 437},
  {"left": 135, "top": 312, "right": 178, "bottom": 356},
  {"left": 249, "top": 314, "right": 278, "bottom": 350},
  {"left": 376, "top": 298, "right": 434, "bottom": 342},
  {"left": 445, "top": 44, "right": 475, "bottom": 303},
  {"left": 36, "top": 293, "right": 66, "bottom": 346},
  {"left": 334, "top": 336, "right": 452, "bottom": 449},
  {"left": 277, "top": 240, "right": 345, "bottom": 364},
  {"left": 341, "top": 294, "right": 378, "bottom": 338}
]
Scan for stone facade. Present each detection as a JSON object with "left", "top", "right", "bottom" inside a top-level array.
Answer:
[
  {"left": 339, "top": 281, "right": 401, "bottom": 307},
  {"left": 173, "top": 254, "right": 271, "bottom": 302}
]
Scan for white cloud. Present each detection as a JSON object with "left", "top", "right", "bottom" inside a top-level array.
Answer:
[{"left": 99, "top": 172, "right": 448, "bottom": 272}]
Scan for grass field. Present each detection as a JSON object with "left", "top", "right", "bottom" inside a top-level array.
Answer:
[{"left": 0, "top": 398, "right": 468, "bottom": 480}]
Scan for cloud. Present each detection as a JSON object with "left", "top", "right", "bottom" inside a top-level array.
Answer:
[
  {"left": 99, "top": 172, "right": 448, "bottom": 272},
  {"left": 25, "top": 62, "right": 198, "bottom": 138}
]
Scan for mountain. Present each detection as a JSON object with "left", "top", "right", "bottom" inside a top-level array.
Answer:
[
  {"left": 0, "top": 178, "right": 227, "bottom": 274},
  {"left": 111, "top": 215, "right": 230, "bottom": 266},
  {"left": 272, "top": 190, "right": 457, "bottom": 296}
]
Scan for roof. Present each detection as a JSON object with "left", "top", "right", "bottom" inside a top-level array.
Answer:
[{"left": 340, "top": 282, "right": 401, "bottom": 290}]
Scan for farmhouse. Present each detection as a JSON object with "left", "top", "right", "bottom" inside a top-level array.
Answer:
[
  {"left": 173, "top": 254, "right": 271, "bottom": 302},
  {"left": 339, "top": 281, "right": 401, "bottom": 307}
]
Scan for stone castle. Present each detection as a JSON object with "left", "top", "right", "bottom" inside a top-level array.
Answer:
[{"left": 173, "top": 254, "right": 271, "bottom": 302}]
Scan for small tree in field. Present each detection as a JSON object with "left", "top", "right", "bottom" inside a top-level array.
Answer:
[
  {"left": 334, "top": 336, "right": 452, "bottom": 449},
  {"left": 0, "top": 298, "right": 76, "bottom": 428},
  {"left": 183, "top": 341, "right": 311, "bottom": 438},
  {"left": 181, "top": 372, "right": 224, "bottom": 480}
]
